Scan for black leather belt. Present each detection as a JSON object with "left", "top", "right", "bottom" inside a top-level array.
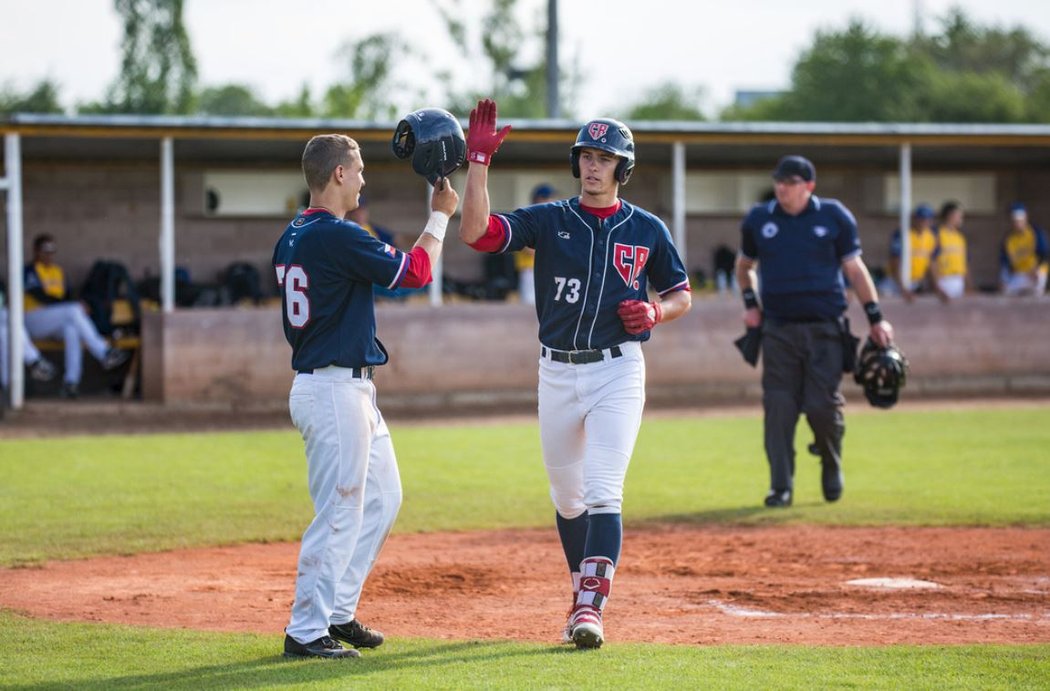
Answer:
[
  {"left": 296, "top": 366, "right": 375, "bottom": 379},
  {"left": 541, "top": 346, "right": 623, "bottom": 364},
  {"left": 769, "top": 316, "right": 837, "bottom": 325}
]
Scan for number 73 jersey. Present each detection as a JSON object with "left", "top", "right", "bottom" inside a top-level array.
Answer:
[{"left": 493, "top": 198, "right": 690, "bottom": 350}]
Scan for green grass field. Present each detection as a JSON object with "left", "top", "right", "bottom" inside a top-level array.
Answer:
[{"left": 1, "top": 404, "right": 1048, "bottom": 688}]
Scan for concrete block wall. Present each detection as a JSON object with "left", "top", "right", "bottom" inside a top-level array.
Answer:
[{"left": 141, "top": 295, "right": 1050, "bottom": 413}]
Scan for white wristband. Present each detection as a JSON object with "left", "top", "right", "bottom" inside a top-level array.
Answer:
[{"left": 423, "top": 211, "right": 449, "bottom": 242}]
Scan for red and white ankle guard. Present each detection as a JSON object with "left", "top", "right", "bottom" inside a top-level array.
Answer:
[{"left": 575, "top": 556, "right": 615, "bottom": 611}]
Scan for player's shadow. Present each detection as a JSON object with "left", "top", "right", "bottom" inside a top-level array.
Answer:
[
  {"left": 638, "top": 504, "right": 790, "bottom": 524},
  {"left": 38, "top": 641, "right": 559, "bottom": 689}
]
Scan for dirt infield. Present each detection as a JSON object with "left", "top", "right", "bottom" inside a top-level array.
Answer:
[{"left": 2, "top": 524, "right": 1047, "bottom": 646}]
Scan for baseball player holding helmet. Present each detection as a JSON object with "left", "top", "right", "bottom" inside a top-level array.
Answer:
[
  {"left": 273, "top": 128, "right": 459, "bottom": 659},
  {"left": 459, "top": 99, "right": 692, "bottom": 649}
]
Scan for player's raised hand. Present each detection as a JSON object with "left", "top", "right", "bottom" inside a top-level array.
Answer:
[
  {"left": 431, "top": 177, "right": 459, "bottom": 217},
  {"left": 467, "top": 98, "right": 512, "bottom": 166}
]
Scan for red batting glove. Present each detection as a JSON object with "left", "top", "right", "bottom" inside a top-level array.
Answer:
[
  {"left": 617, "top": 299, "right": 663, "bottom": 335},
  {"left": 467, "top": 98, "right": 512, "bottom": 165}
]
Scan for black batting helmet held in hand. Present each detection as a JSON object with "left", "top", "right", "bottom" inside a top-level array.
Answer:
[
  {"left": 391, "top": 108, "right": 466, "bottom": 184},
  {"left": 853, "top": 338, "right": 909, "bottom": 409},
  {"left": 571, "top": 118, "right": 636, "bottom": 184}
]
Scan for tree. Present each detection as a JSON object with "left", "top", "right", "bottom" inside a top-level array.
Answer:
[
  {"left": 0, "top": 79, "right": 64, "bottom": 115},
  {"left": 731, "top": 20, "right": 934, "bottom": 122},
  {"left": 923, "top": 71, "right": 1027, "bottom": 122},
  {"left": 84, "top": 0, "right": 198, "bottom": 114},
  {"left": 322, "top": 32, "right": 414, "bottom": 120},
  {"left": 915, "top": 8, "right": 1049, "bottom": 86},
  {"left": 722, "top": 10, "right": 1050, "bottom": 123},
  {"left": 197, "top": 84, "right": 273, "bottom": 117},
  {"left": 622, "top": 82, "right": 706, "bottom": 121},
  {"left": 273, "top": 84, "right": 317, "bottom": 119},
  {"left": 432, "top": 0, "right": 575, "bottom": 118}
]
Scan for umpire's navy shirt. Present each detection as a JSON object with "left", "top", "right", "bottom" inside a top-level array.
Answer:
[{"left": 740, "top": 195, "right": 861, "bottom": 321}]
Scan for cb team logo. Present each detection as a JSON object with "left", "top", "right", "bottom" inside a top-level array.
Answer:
[
  {"left": 613, "top": 242, "right": 650, "bottom": 289},
  {"left": 588, "top": 122, "right": 609, "bottom": 140},
  {"left": 762, "top": 222, "right": 779, "bottom": 239}
]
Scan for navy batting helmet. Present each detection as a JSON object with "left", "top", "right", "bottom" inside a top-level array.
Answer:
[
  {"left": 571, "top": 118, "right": 635, "bottom": 185},
  {"left": 853, "top": 338, "right": 909, "bottom": 409},
  {"left": 391, "top": 108, "right": 466, "bottom": 185}
]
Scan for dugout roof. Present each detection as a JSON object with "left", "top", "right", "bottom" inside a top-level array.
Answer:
[{"left": 4, "top": 113, "right": 1050, "bottom": 169}]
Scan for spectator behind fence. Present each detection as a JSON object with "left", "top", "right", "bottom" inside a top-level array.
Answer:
[
  {"left": 713, "top": 244, "right": 737, "bottom": 295},
  {"left": 514, "top": 184, "right": 556, "bottom": 305},
  {"left": 1000, "top": 202, "right": 1049, "bottom": 297},
  {"left": 888, "top": 204, "right": 938, "bottom": 303},
  {"left": 933, "top": 201, "right": 970, "bottom": 302},
  {"left": 347, "top": 196, "right": 424, "bottom": 301},
  {"left": 23, "top": 234, "right": 130, "bottom": 398},
  {"left": 0, "top": 280, "right": 57, "bottom": 394}
]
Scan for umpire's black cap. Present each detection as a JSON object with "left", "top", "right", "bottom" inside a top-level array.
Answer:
[{"left": 772, "top": 155, "right": 816, "bottom": 182}]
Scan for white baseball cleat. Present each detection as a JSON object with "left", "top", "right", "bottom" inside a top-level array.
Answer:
[{"left": 569, "top": 605, "right": 604, "bottom": 649}]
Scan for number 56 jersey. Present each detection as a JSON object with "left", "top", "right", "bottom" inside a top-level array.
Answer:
[
  {"left": 272, "top": 208, "right": 409, "bottom": 372},
  {"left": 492, "top": 198, "right": 689, "bottom": 351}
]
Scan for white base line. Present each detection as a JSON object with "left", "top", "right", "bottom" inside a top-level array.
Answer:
[{"left": 706, "top": 600, "right": 1050, "bottom": 622}]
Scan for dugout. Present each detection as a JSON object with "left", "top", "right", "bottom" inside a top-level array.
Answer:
[{"left": 2, "top": 114, "right": 1050, "bottom": 409}]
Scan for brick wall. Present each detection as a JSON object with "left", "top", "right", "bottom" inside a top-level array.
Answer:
[{"left": 141, "top": 296, "right": 1050, "bottom": 412}]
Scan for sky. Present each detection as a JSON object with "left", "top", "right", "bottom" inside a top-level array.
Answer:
[{"left": 3, "top": 0, "right": 1050, "bottom": 118}]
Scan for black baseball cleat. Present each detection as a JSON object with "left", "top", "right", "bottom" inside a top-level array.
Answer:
[
  {"left": 28, "top": 358, "right": 57, "bottom": 382},
  {"left": 102, "top": 347, "right": 131, "bottom": 370},
  {"left": 764, "top": 488, "right": 792, "bottom": 508},
  {"left": 329, "top": 619, "right": 384, "bottom": 649},
  {"left": 283, "top": 634, "right": 360, "bottom": 659},
  {"left": 821, "top": 461, "right": 844, "bottom": 503}
]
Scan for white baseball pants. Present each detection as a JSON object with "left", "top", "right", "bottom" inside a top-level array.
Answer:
[
  {"left": 538, "top": 341, "right": 646, "bottom": 518},
  {"left": 285, "top": 367, "right": 402, "bottom": 644},
  {"left": 0, "top": 307, "right": 43, "bottom": 389},
  {"left": 23, "top": 302, "right": 109, "bottom": 384}
]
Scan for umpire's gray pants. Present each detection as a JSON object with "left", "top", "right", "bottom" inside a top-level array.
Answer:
[{"left": 760, "top": 319, "right": 845, "bottom": 492}]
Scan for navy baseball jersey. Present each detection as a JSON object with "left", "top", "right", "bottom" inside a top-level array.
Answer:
[
  {"left": 272, "top": 208, "right": 408, "bottom": 372},
  {"left": 740, "top": 195, "right": 861, "bottom": 321},
  {"left": 491, "top": 198, "right": 689, "bottom": 350}
]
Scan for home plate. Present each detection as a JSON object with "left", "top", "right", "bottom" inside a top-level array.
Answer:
[{"left": 846, "top": 577, "right": 942, "bottom": 590}]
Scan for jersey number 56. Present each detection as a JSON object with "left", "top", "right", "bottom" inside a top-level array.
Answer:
[{"left": 275, "top": 264, "right": 310, "bottom": 328}]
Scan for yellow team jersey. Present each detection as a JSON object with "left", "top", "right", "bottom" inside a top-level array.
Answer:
[
  {"left": 1003, "top": 225, "right": 1048, "bottom": 274},
  {"left": 934, "top": 225, "right": 967, "bottom": 278},
  {"left": 900, "top": 226, "right": 938, "bottom": 281},
  {"left": 24, "top": 262, "right": 66, "bottom": 312},
  {"left": 514, "top": 249, "right": 535, "bottom": 272}
]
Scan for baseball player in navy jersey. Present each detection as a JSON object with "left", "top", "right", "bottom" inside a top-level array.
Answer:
[
  {"left": 273, "top": 134, "right": 458, "bottom": 659},
  {"left": 459, "top": 99, "right": 692, "bottom": 649},
  {"left": 735, "top": 155, "right": 893, "bottom": 509}
]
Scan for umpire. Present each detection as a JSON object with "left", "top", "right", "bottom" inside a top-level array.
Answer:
[{"left": 735, "top": 155, "right": 894, "bottom": 507}]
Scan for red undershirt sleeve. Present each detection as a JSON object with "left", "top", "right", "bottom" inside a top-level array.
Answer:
[
  {"left": 468, "top": 215, "right": 508, "bottom": 253},
  {"left": 399, "top": 246, "right": 432, "bottom": 288}
]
